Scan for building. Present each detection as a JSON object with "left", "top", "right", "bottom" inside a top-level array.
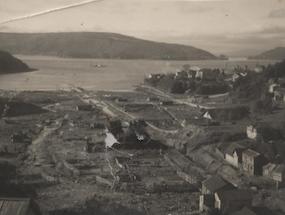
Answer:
[
  {"left": 232, "top": 72, "right": 248, "bottom": 82},
  {"left": 0, "top": 198, "right": 40, "bottom": 215},
  {"left": 224, "top": 143, "right": 246, "bottom": 168},
  {"left": 196, "top": 68, "right": 220, "bottom": 81},
  {"left": 273, "top": 88, "right": 285, "bottom": 104},
  {"left": 246, "top": 123, "right": 282, "bottom": 142},
  {"left": 242, "top": 149, "right": 267, "bottom": 175},
  {"left": 272, "top": 164, "right": 285, "bottom": 184},
  {"left": 263, "top": 163, "right": 277, "bottom": 178},
  {"left": 76, "top": 104, "right": 94, "bottom": 111},
  {"left": 230, "top": 206, "right": 277, "bottom": 215},
  {"left": 269, "top": 83, "right": 280, "bottom": 93},
  {"left": 246, "top": 125, "right": 258, "bottom": 140},
  {"left": 230, "top": 207, "right": 256, "bottom": 215},
  {"left": 202, "top": 111, "right": 213, "bottom": 121},
  {"left": 214, "top": 190, "right": 253, "bottom": 214},
  {"left": 201, "top": 175, "right": 233, "bottom": 195},
  {"left": 199, "top": 194, "right": 215, "bottom": 213}
]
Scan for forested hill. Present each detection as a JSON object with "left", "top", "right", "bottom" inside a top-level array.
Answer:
[
  {"left": 0, "top": 50, "right": 31, "bottom": 74},
  {"left": 250, "top": 47, "right": 285, "bottom": 60},
  {"left": 0, "top": 32, "right": 217, "bottom": 60}
]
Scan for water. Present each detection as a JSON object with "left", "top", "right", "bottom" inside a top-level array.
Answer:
[{"left": 0, "top": 55, "right": 278, "bottom": 91}]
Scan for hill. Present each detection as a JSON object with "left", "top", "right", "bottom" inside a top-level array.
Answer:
[
  {"left": 0, "top": 32, "right": 217, "bottom": 60},
  {"left": 0, "top": 50, "right": 31, "bottom": 74},
  {"left": 250, "top": 47, "right": 285, "bottom": 60}
]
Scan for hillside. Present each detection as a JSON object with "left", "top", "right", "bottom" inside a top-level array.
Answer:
[
  {"left": 250, "top": 47, "right": 285, "bottom": 60},
  {"left": 0, "top": 32, "right": 217, "bottom": 60},
  {"left": 0, "top": 50, "right": 31, "bottom": 74}
]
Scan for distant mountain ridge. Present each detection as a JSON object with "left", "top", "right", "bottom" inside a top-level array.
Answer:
[
  {"left": 0, "top": 32, "right": 217, "bottom": 60},
  {"left": 0, "top": 50, "right": 31, "bottom": 74},
  {"left": 250, "top": 47, "right": 285, "bottom": 60}
]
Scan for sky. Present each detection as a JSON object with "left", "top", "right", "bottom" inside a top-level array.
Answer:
[{"left": 0, "top": 0, "right": 284, "bottom": 56}]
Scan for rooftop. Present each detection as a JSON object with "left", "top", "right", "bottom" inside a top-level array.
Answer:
[
  {"left": 0, "top": 198, "right": 31, "bottom": 215},
  {"left": 243, "top": 149, "right": 260, "bottom": 158},
  {"left": 202, "top": 175, "right": 231, "bottom": 193},
  {"left": 216, "top": 189, "right": 253, "bottom": 202}
]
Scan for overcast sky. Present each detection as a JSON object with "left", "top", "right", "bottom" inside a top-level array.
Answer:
[{"left": 0, "top": 0, "right": 284, "bottom": 56}]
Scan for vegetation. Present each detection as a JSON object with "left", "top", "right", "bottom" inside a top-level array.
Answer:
[
  {"left": 0, "top": 50, "right": 31, "bottom": 74},
  {"left": 250, "top": 47, "right": 285, "bottom": 60},
  {"left": 0, "top": 32, "right": 217, "bottom": 60}
]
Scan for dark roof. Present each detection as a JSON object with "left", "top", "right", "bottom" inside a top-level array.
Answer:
[
  {"left": 231, "top": 206, "right": 278, "bottom": 215},
  {"left": 225, "top": 143, "right": 246, "bottom": 155},
  {"left": 243, "top": 149, "right": 260, "bottom": 158},
  {"left": 0, "top": 198, "right": 31, "bottom": 215},
  {"left": 202, "top": 176, "right": 230, "bottom": 193},
  {"left": 230, "top": 207, "right": 256, "bottom": 215},
  {"left": 216, "top": 190, "right": 253, "bottom": 202}
]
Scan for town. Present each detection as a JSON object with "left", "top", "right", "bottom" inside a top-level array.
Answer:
[{"left": 1, "top": 59, "right": 285, "bottom": 215}]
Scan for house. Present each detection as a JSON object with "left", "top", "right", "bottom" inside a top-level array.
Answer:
[
  {"left": 242, "top": 149, "right": 267, "bottom": 175},
  {"left": 272, "top": 164, "right": 285, "bottom": 183},
  {"left": 246, "top": 125, "right": 258, "bottom": 140},
  {"left": 230, "top": 206, "right": 278, "bottom": 215},
  {"left": 232, "top": 71, "right": 248, "bottom": 82},
  {"left": 253, "top": 66, "right": 263, "bottom": 73},
  {"left": 196, "top": 68, "right": 220, "bottom": 81},
  {"left": 0, "top": 198, "right": 40, "bottom": 215},
  {"left": 202, "top": 111, "right": 213, "bottom": 120},
  {"left": 146, "top": 97, "right": 160, "bottom": 102},
  {"left": 269, "top": 83, "right": 280, "bottom": 93},
  {"left": 263, "top": 163, "right": 277, "bottom": 178},
  {"left": 246, "top": 123, "right": 283, "bottom": 142},
  {"left": 105, "top": 132, "right": 120, "bottom": 148},
  {"left": 199, "top": 194, "right": 215, "bottom": 213},
  {"left": 224, "top": 143, "right": 247, "bottom": 168},
  {"left": 214, "top": 190, "right": 253, "bottom": 214},
  {"left": 230, "top": 207, "right": 256, "bottom": 215},
  {"left": 76, "top": 104, "right": 94, "bottom": 111},
  {"left": 201, "top": 175, "right": 233, "bottom": 195},
  {"left": 273, "top": 88, "right": 285, "bottom": 104}
]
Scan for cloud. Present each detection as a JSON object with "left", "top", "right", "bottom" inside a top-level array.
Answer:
[
  {"left": 269, "top": 8, "right": 285, "bottom": 18},
  {"left": 0, "top": 0, "right": 105, "bottom": 25}
]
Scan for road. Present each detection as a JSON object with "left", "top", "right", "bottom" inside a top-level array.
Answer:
[
  {"left": 74, "top": 87, "right": 179, "bottom": 134},
  {"left": 139, "top": 84, "right": 217, "bottom": 109}
]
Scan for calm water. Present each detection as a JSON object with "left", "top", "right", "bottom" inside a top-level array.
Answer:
[{"left": 0, "top": 55, "right": 278, "bottom": 91}]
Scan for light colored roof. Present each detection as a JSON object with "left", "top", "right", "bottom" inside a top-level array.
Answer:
[
  {"left": 273, "top": 164, "right": 285, "bottom": 174},
  {"left": 190, "top": 66, "right": 201, "bottom": 71},
  {"left": 263, "top": 163, "right": 276, "bottom": 171},
  {"left": 105, "top": 132, "right": 119, "bottom": 148}
]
